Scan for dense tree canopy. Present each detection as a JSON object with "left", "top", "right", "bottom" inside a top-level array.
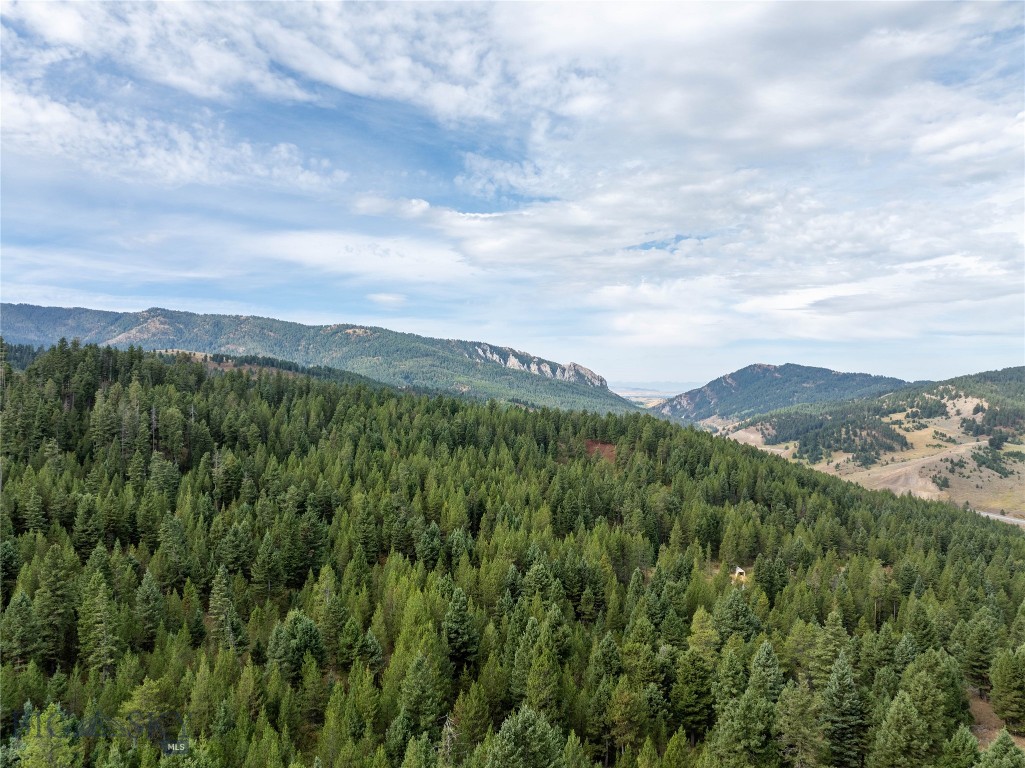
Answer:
[{"left": 1, "top": 341, "right": 1023, "bottom": 767}]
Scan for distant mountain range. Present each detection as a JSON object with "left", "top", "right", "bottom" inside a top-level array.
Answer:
[
  {"left": 0, "top": 304, "right": 637, "bottom": 413},
  {"left": 651, "top": 363, "right": 909, "bottom": 422}
]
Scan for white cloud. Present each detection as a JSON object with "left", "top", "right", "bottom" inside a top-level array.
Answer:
[
  {"left": 367, "top": 292, "right": 407, "bottom": 307},
  {"left": 0, "top": 84, "right": 346, "bottom": 190},
  {"left": 2, "top": 1, "right": 1021, "bottom": 380},
  {"left": 241, "top": 230, "right": 476, "bottom": 285}
]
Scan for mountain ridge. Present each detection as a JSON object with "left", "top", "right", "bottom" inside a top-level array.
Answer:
[
  {"left": 0, "top": 303, "right": 634, "bottom": 413},
  {"left": 652, "top": 362, "right": 910, "bottom": 422}
]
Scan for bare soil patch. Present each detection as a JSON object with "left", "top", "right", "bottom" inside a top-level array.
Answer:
[
  {"left": 970, "top": 691, "right": 1025, "bottom": 749},
  {"left": 585, "top": 440, "right": 617, "bottom": 463}
]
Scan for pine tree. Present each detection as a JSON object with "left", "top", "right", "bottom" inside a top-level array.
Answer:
[
  {"left": 562, "top": 730, "right": 592, "bottom": 768},
  {"left": 713, "top": 646, "right": 747, "bottom": 717},
  {"left": 865, "top": 691, "right": 930, "bottom": 768},
  {"left": 687, "top": 606, "right": 720, "bottom": 666},
  {"left": 711, "top": 589, "right": 760, "bottom": 643},
  {"left": 338, "top": 616, "right": 363, "bottom": 669},
  {"left": 959, "top": 612, "right": 997, "bottom": 691},
  {"left": 976, "top": 731, "right": 1025, "bottom": 768},
  {"left": 748, "top": 641, "right": 784, "bottom": 703},
  {"left": 811, "top": 610, "right": 848, "bottom": 690},
  {"left": 485, "top": 706, "right": 563, "bottom": 768},
  {"left": 821, "top": 652, "right": 867, "bottom": 768},
  {"left": 453, "top": 681, "right": 492, "bottom": 763},
  {"left": 991, "top": 647, "right": 1025, "bottom": 735},
  {"left": 938, "top": 725, "right": 979, "bottom": 768},
  {"left": 637, "top": 736, "right": 660, "bottom": 768},
  {"left": 209, "top": 564, "right": 245, "bottom": 651},
  {"left": 33, "top": 541, "right": 78, "bottom": 669},
  {"left": 526, "top": 643, "right": 562, "bottom": 722},
  {"left": 252, "top": 531, "right": 284, "bottom": 599},
  {"left": 900, "top": 648, "right": 971, "bottom": 746},
  {"left": 78, "top": 570, "right": 122, "bottom": 680},
  {"left": 609, "top": 674, "right": 648, "bottom": 755},
  {"left": 20, "top": 487, "right": 46, "bottom": 533},
  {"left": 400, "top": 651, "right": 446, "bottom": 740},
  {"left": 1, "top": 591, "right": 39, "bottom": 667},
  {"left": 444, "top": 587, "right": 479, "bottom": 672},
  {"left": 134, "top": 569, "right": 164, "bottom": 650},
  {"left": 17, "top": 702, "right": 81, "bottom": 768},
  {"left": 671, "top": 648, "right": 713, "bottom": 744},
  {"left": 663, "top": 727, "right": 697, "bottom": 768},
  {"left": 701, "top": 690, "right": 774, "bottom": 768},
  {"left": 401, "top": 733, "right": 437, "bottom": 768},
  {"left": 775, "top": 679, "right": 824, "bottom": 768}
]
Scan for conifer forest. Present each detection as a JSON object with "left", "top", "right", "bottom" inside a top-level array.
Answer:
[{"left": 1, "top": 341, "right": 1024, "bottom": 768}]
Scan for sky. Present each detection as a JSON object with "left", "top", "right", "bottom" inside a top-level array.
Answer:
[{"left": 2, "top": 2, "right": 1023, "bottom": 388}]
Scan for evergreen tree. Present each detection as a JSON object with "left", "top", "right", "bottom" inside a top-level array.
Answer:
[
  {"left": 711, "top": 589, "right": 760, "bottom": 643},
  {"left": 209, "top": 564, "right": 246, "bottom": 651},
  {"left": 485, "top": 706, "right": 563, "bottom": 768},
  {"left": 865, "top": 691, "right": 930, "bottom": 768},
  {"left": 687, "top": 606, "right": 719, "bottom": 665},
  {"left": 526, "top": 643, "right": 562, "bottom": 722},
  {"left": 748, "top": 641, "right": 784, "bottom": 703},
  {"left": 134, "top": 569, "right": 164, "bottom": 650},
  {"left": 976, "top": 731, "right": 1025, "bottom": 768},
  {"left": 2, "top": 591, "right": 39, "bottom": 667},
  {"left": 453, "top": 681, "right": 492, "bottom": 763},
  {"left": 713, "top": 646, "right": 747, "bottom": 717},
  {"left": 821, "top": 652, "right": 867, "bottom": 768},
  {"left": 444, "top": 587, "right": 480, "bottom": 672},
  {"left": 401, "top": 733, "right": 437, "bottom": 768},
  {"left": 991, "top": 647, "right": 1025, "bottom": 735},
  {"left": 32, "top": 542, "right": 78, "bottom": 669},
  {"left": 671, "top": 649, "right": 714, "bottom": 744},
  {"left": 938, "top": 725, "right": 979, "bottom": 768},
  {"left": 775, "top": 679, "right": 824, "bottom": 768},
  {"left": 17, "top": 702, "right": 81, "bottom": 768},
  {"left": 78, "top": 570, "right": 122, "bottom": 680},
  {"left": 811, "top": 610, "right": 848, "bottom": 690},
  {"left": 663, "top": 727, "right": 697, "bottom": 768},
  {"left": 399, "top": 652, "right": 447, "bottom": 741}
]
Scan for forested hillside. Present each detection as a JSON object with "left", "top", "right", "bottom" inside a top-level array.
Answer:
[
  {"left": 750, "top": 367, "right": 1025, "bottom": 468},
  {"left": 0, "top": 304, "right": 635, "bottom": 414},
  {"left": 2, "top": 341, "right": 1024, "bottom": 768},
  {"left": 652, "top": 364, "right": 908, "bottom": 423}
]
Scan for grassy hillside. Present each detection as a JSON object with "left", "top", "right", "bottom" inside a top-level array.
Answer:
[
  {"left": 1, "top": 303, "right": 637, "bottom": 414},
  {"left": 728, "top": 367, "right": 1025, "bottom": 516},
  {"left": 651, "top": 363, "right": 908, "bottom": 422}
]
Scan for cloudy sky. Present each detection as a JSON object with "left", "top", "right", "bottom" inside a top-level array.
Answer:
[{"left": 2, "top": 2, "right": 1022, "bottom": 387}]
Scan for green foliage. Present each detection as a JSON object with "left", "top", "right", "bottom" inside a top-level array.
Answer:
[
  {"left": 865, "top": 691, "right": 930, "bottom": 768},
  {"left": 751, "top": 366, "right": 1025, "bottom": 466},
  {"left": 977, "top": 731, "right": 1025, "bottom": 768},
  {"left": 991, "top": 647, "right": 1025, "bottom": 735},
  {"left": 656, "top": 363, "right": 908, "bottom": 422},
  {"left": 1, "top": 343, "right": 1024, "bottom": 767},
  {"left": 774, "top": 679, "right": 823, "bottom": 768},
  {"left": 16, "top": 703, "right": 82, "bottom": 767},
  {"left": 1, "top": 304, "right": 638, "bottom": 413},
  {"left": 483, "top": 706, "right": 563, "bottom": 768},
  {"left": 821, "top": 652, "right": 867, "bottom": 768}
]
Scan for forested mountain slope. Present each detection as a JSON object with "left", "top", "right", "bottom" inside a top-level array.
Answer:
[
  {"left": 1, "top": 342, "right": 1024, "bottom": 767},
  {"left": 652, "top": 363, "right": 908, "bottom": 423},
  {"left": 0, "top": 304, "right": 636, "bottom": 414},
  {"left": 725, "top": 367, "right": 1025, "bottom": 517}
]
